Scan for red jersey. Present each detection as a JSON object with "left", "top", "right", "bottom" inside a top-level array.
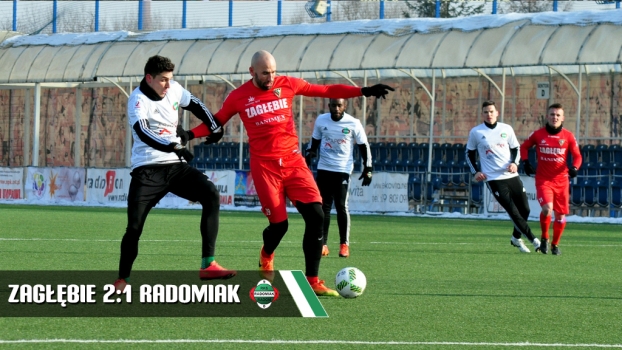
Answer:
[
  {"left": 520, "top": 127, "right": 582, "bottom": 182},
  {"left": 192, "top": 76, "right": 362, "bottom": 160}
]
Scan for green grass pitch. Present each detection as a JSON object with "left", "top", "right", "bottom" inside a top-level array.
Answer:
[{"left": 0, "top": 204, "right": 621, "bottom": 349}]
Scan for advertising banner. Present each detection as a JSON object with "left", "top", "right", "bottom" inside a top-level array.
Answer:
[
  {"left": 85, "top": 168, "right": 131, "bottom": 205},
  {"left": 520, "top": 175, "right": 541, "bottom": 218},
  {"left": 0, "top": 167, "right": 23, "bottom": 200},
  {"left": 205, "top": 170, "right": 236, "bottom": 207},
  {"left": 485, "top": 175, "right": 540, "bottom": 218},
  {"left": 349, "top": 172, "right": 409, "bottom": 212},
  {"left": 25, "top": 167, "right": 85, "bottom": 203},
  {"left": 156, "top": 170, "right": 236, "bottom": 208},
  {"left": 234, "top": 170, "right": 261, "bottom": 207}
]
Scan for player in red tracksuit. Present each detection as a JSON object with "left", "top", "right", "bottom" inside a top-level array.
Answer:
[
  {"left": 180, "top": 50, "right": 393, "bottom": 296},
  {"left": 520, "top": 103, "right": 582, "bottom": 255}
]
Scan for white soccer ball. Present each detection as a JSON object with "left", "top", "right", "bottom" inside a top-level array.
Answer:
[{"left": 335, "top": 267, "right": 367, "bottom": 298}]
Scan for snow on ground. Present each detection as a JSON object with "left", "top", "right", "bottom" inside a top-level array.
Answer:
[{"left": 2, "top": 198, "right": 620, "bottom": 224}]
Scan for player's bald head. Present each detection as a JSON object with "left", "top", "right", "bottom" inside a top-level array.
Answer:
[
  {"left": 251, "top": 50, "right": 275, "bottom": 69},
  {"left": 249, "top": 50, "right": 277, "bottom": 90}
]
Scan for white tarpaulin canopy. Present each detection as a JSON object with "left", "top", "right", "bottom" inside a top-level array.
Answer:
[
  {"left": 0, "top": 10, "right": 620, "bottom": 169},
  {"left": 0, "top": 10, "right": 621, "bottom": 83}
]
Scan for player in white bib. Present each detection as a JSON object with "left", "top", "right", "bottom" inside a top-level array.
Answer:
[
  {"left": 114, "top": 55, "right": 235, "bottom": 292},
  {"left": 305, "top": 98, "right": 372, "bottom": 258},
  {"left": 466, "top": 100, "right": 541, "bottom": 253}
]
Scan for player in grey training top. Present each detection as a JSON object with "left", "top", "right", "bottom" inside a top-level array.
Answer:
[
  {"left": 466, "top": 100, "right": 541, "bottom": 253},
  {"left": 114, "top": 55, "right": 235, "bottom": 293},
  {"left": 305, "top": 98, "right": 372, "bottom": 258},
  {"left": 127, "top": 72, "right": 219, "bottom": 169}
]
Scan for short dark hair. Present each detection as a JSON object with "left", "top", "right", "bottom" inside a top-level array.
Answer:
[
  {"left": 482, "top": 100, "right": 496, "bottom": 109},
  {"left": 329, "top": 98, "right": 347, "bottom": 105},
  {"left": 548, "top": 103, "right": 563, "bottom": 110},
  {"left": 144, "top": 55, "right": 175, "bottom": 77}
]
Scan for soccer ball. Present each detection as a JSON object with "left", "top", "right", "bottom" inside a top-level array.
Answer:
[{"left": 335, "top": 267, "right": 367, "bottom": 298}]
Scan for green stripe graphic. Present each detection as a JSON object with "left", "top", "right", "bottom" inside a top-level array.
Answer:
[{"left": 279, "top": 270, "right": 328, "bottom": 318}]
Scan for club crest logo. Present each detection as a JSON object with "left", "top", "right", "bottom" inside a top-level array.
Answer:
[
  {"left": 249, "top": 279, "right": 279, "bottom": 309},
  {"left": 559, "top": 139, "right": 565, "bottom": 146},
  {"left": 172, "top": 102, "right": 179, "bottom": 111},
  {"left": 273, "top": 88, "right": 281, "bottom": 98}
]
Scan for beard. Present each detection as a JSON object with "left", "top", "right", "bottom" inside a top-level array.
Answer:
[
  {"left": 253, "top": 73, "right": 271, "bottom": 91},
  {"left": 330, "top": 112, "right": 344, "bottom": 121}
]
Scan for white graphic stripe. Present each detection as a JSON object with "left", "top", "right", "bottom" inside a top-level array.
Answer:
[
  {"left": 465, "top": 148, "right": 478, "bottom": 174},
  {"left": 190, "top": 96, "right": 218, "bottom": 131},
  {"left": 279, "top": 270, "right": 315, "bottom": 318},
  {"left": 138, "top": 119, "right": 169, "bottom": 145},
  {"left": 363, "top": 143, "right": 372, "bottom": 168},
  {"left": 344, "top": 178, "right": 351, "bottom": 245}
]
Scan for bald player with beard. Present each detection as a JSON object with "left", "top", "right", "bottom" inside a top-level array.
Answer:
[{"left": 179, "top": 50, "right": 393, "bottom": 296}]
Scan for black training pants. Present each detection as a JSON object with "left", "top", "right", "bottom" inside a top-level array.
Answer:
[
  {"left": 118, "top": 163, "right": 220, "bottom": 279},
  {"left": 486, "top": 176, "right": 536, "bottom": 241},
  {"left": 316, "top": 169, "right": 351, "bottom": 245}
]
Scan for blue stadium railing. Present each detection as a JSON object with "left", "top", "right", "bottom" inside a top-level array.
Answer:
[{"left": 189, "top": 142, "right": 622, "bottom": 215}]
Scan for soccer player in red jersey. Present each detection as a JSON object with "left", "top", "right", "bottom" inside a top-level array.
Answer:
[
  {"left": 182, "top": 50, "right": 393, "bottom": 295},
  {"left": 520, "top": 103, "right": 582, "bottom": 255}
]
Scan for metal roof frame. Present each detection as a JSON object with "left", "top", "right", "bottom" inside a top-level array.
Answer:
[{"left": 1, "top": 15, "right": 621, "bottom": 168}]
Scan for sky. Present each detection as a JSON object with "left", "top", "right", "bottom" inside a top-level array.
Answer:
[{"left": 2, "top": 9, "right": 622, "bottom": 48}]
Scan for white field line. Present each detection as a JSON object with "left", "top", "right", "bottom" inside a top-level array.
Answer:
[
  {"left": 0, "top": 238, "right": 620, "bottom": 248},
  {"left": 368, "top": 242, "right": 622, "bottom": 247},
  {"left": 0, "top": 238, "right": 261, "bottom": 243},
  {"left": 0, "top": 339, "right": 620, "bottom": 347}
]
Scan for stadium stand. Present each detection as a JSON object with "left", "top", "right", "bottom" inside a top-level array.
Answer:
[
  {"left": 453, "top": 143, "right": 466, "bottom": 163},
  {"left": 596, "top": 144, "right": 609, "bottom": 163},
  {"left": 192, "top": 141, "right": 620, "bottom": 214},
  {"left": 581, "top": 144, "right": 597, "bottom": 163},
  {"left": 611, "top": 144, "right": 622, "bottom": 164}
]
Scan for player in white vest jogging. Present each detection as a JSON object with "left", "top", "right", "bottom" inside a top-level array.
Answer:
[{"left": 466, "top": 100, "right": 541, "bottom": 253}]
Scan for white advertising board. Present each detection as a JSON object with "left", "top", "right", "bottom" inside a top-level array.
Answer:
[
  {"left": 348, "top": 172, "right": 409, "bottom": 212},
  {"left": 25, "top": 167, "right": 85, "bottom": 203},
  {"left": 85, "top": 168, "right": 131, "bottom": 205},
  {"left": 155, "top": 170, "right": 236, "bottom": 208}
]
